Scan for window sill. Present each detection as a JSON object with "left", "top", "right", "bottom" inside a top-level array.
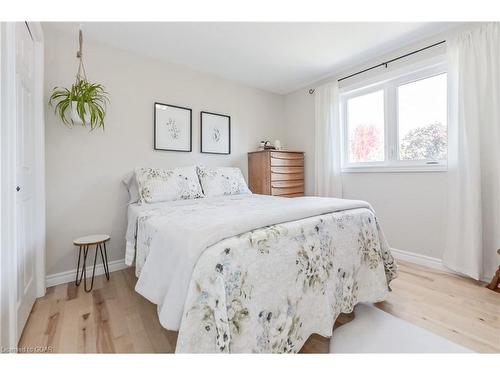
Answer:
[{"left": 341, "top": 164, "right": 448, "bottom": 173}]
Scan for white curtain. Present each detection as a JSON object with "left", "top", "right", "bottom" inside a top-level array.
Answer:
[
  {"left": 314, "top": 82, "right": 342, "bottom": 198},
  {"left": 444, "top": 23, "right": 500, "bottom": 280}
]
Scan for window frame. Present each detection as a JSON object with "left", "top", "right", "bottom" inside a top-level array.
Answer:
[{"left": 340, "top": 60, "right": 448, "bottom": 173}]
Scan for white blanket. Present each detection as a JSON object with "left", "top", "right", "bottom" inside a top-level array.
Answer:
[{"left": 127, "top": 194, "right": 372, "bottom": 331}]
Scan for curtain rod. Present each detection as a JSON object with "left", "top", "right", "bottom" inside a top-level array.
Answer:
[{"left": 308, "top": 40, "right": 446, "bottom": 94}]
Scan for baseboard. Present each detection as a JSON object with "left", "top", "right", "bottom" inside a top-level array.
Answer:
[
  {"left": 45, "top": 258, "right": 129, "bottom": 288},
  {"left": 390, "top": 248, "right": 447, "bottom": 271},
  {"left": 390, "top": 248, "right": 491, "bottom": 283}
]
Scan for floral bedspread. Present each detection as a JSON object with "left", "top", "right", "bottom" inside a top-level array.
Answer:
[{"left": 175, "top": 207, "right": 397, "bottom": 353}]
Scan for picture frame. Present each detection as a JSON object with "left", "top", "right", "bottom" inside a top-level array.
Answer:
[
  {"left": 154, "top": 102, "right": 192, "bottom": 152},
  {"left": 200, "top": 111, "right": 231, "bottom": 155}
]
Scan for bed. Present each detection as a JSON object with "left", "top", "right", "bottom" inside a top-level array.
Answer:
[{"left": 124, "top": 192, "right": 397, "bottom": 353}]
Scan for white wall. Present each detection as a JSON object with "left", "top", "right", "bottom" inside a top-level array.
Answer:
[
  {"left": 44, "top": 26, "right": 284, "bottom": 276},
  {"left": 281, "top": 27, "right": 476, "bottom": 261}
]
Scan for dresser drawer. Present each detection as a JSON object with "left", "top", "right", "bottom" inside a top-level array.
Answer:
[
  {"left": 270, "top": 166, "right": 304, "bottom": 174},
  {"left": 270, "top": 156, "right": 304, "bottom": 167},
  {"left": 270, "top": 152, "right": 304, "bottom": 160},
  {"left": 271, "top": 172, "right": 304, "bottom": 181},
  {"left": 271, "top": 185, "right": 304, "bottom": 196},
  {"left": 271, "top": 180, "right": 304, "bottom": 189}
]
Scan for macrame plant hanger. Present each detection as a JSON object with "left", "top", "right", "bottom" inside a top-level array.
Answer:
[{"left": 76, "top": 27, "right": 87, "bottom": 82}]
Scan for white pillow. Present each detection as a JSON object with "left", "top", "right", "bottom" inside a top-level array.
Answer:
[
  {"left": 122, "top": 171, "right": 140, "bottom": 204},
  {"left": 135, "top": 166, "right": 204, "bottom": 204},
  {"left": 196, "top": 166, "right": 252, "bottom": 197}
]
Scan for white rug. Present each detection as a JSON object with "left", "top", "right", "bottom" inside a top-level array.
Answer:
[{"left": 330, "top": 303, "right": 473, "bottom": 353}]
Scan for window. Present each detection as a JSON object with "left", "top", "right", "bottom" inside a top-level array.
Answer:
[{"left": 341, "top": 62, "right": 447, "bottom": 172}]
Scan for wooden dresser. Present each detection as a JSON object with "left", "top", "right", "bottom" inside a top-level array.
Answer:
[{"left": 247, "top": 150, "right": 305, "bottom": 197}]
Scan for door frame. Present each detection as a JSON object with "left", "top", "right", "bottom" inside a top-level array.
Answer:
[{"left": 0, "top": 21, "right": 45, "bottom": 350}]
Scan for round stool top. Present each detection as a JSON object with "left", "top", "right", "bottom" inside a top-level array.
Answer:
[{"left": 73, "top": 234, "right": 110, "bottom": 246}]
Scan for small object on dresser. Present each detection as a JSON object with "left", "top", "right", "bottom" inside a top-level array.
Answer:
[
  {"left": 263, "top": 141, "right": 275, "bottom": 150},
  {"left": 248, "top": 150, "right": 305, "bottom": 198},
  {"left": 259, "top": 140, "right": 276, "bottom": 150},
  {"left": 73, "top": 234, "right": 111, "bottom": 292},
  {"left": 274, "top": 140, "right": 282, "bottom": 150}
]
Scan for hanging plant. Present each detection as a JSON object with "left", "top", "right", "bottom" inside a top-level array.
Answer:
[{"left": 49, "top": 28, "right": 110, "bottom": 130}]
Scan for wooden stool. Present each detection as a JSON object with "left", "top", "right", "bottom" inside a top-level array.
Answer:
[
  {"left": 486, "top": 249, "right": 500, "bottom": 293},
  {"left": 74, "top": 234, "right": 110, "bottom": 292}
]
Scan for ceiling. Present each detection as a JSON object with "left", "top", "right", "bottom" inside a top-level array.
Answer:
[{"left": 45, "top": 22, "right": 459, "bottom": 94}]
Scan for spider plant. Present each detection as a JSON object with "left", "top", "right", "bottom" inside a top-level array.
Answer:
[{"left": 48, "top": 78, "right": 110, "bottom": 130}]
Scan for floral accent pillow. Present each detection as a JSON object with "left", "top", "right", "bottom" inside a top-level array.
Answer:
[
  {"left": 196, "top": 166, "right": 252, "bottom": 197},
  {"left": 135, "top": 166, "right": 204, "bottom": 204}
]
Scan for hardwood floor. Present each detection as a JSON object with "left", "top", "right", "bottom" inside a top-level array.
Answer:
[
  {"left": 18, "top": 260, "right": 500, "bottom": 353},
  {"left": 19, "top": 267, "right": 178, "bottom": 353},
  {"left": 376, "top": 260, "right": 500, "bottom": 353}
]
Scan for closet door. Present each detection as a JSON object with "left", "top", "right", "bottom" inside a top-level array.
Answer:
[{"left": 15, "top": 22, "right": 37, "bottom": 340}]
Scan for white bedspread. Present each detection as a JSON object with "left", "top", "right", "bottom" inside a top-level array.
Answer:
[{"left": 126, "top": 194, "right": 372, "bottom": 331}]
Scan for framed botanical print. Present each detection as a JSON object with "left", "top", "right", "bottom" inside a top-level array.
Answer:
[
  {"left": 200, "top": 111, "right": 231, "bottom": 155},
  {"left": 154, "top": 102, "right": 192, "bottom": 152}
]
